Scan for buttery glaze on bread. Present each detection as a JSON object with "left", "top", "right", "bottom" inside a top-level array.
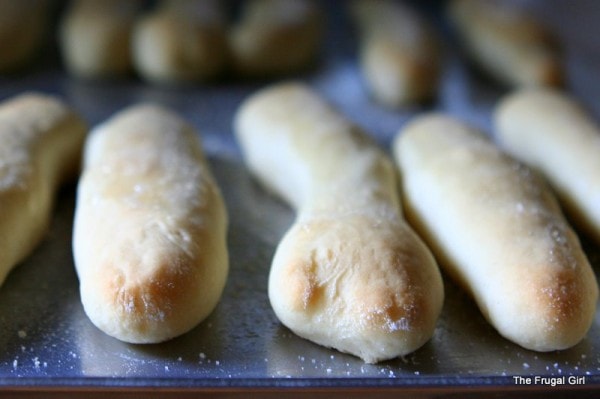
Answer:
[
  {"left": 350, "top": 0, "right": 440, "bottom": 107},
  {"left": 230, "top": 0, "right": 322, "bottom": 77},
  {"left": 496, "top": 88, "right": 600, "bottom": 243},
  {"left": 133, "top": 0, "right": 228, "bottom": 84},
  {"left": 235, "top": 83, "right": 443, "bottom": 363},
  {"left": 394, "top": 114, "right": 598, "bottom": 351},
  {"left": 0, "top": 93, "right": 86, "bottom": 287},
  {"left": 73, "top": 104, "right": 228, "bottom": 343},
  {"left": 448, "top": 0, "right": 562, "bottom": 87},
  {"left": 59, "top": 0, "right": 140, "bottom": 79}
]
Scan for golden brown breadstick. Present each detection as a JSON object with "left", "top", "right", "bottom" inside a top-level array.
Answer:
[
  {"left": 0, "top": 93, "right": 87, "bottom": 287},
  {"left": 394, "top": 113, "right": 598, "bottom": 351},
  {"left": 235, "top": 82, "right": 443, "bottom": 363},
  {"left": 73, "top": 104, "right": 228, "bottom": 343},
  {"left": 351, "top": 0, "right": 440, "bottom": 107},
  {"left": 495, "top": 88, "right": 600, "bottom": 243},
  {"left": 59, "top": 0, "right": 141, "bottom": 79},
  {"left": 133, "top": 0, "right": 228, "bottom": 84},
  {"left": 229, "top": 0, "right": 322, "bottom": 77},
  {"left": 448, "top": 0, "right": 562, "bottom": 87}
]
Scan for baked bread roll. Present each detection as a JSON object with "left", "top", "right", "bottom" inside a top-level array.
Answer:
[
  {"left": 133, "top": 0, "right": 228, "bottom": 84},
  {"left": 394, "top": 114, "right": 598, "bottom": 351},
  {"left": 350, "top": 0, "right": 440, "bottom": 107},
  {"left": 73, "top": 104, "right": 228, "bottom": 343},
  {"left": 495, "top": 88, "right": 600, "bottom": 243},
  {"left": 447, "top": 0, "right": 562, "bottom": 87},
  {"left": 59, "top": 0, "right": 141, "bottom": 79},
  {"left": 0, "top": 0, "right": 49, "bottom": 72},
  {"left": 230, "top": 0, "right": 322, "bottom": 78},
  {"left": 235, "top": 83, "right": 443, "bottom": 363},
  {"left": 0, "top": 93, "right": 86, "bottom": 287}
]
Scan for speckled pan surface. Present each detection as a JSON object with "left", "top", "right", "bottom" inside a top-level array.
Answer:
[{"left": 0, "top": 0, "right": 599, "bottom": 391}]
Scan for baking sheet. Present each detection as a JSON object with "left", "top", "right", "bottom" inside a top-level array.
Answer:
[{"left": 0, "top": 0, "right": 599, "bottom": 393}]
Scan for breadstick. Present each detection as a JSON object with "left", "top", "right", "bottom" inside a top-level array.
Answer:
[
  {"left": 235, "top": 83, "right": 443, "bottom": 363},
  {"left": 59, "top": 0, "right": 141, "bottom": 79},
  {"left": 0, "top": 93, "right": 86, "bottom": 287},
  {"left": 350, "top": 0, "right": 440, "bottom": 107},
  {"left": 447, "top": 0, "right": 562, "bottom": 87},
  {"left": 73, "top": 105, "right": 228, "bottom": 343},
  {"left": 496, "top": 88, "right": 600, "bottom": 243},
  {"left": 394, "top": 114, "right": 598, "bottom": 351},
  {"left": 0, "top": 0, "right": 49, "bottom": 72},
  {"left": 132, "top": 0, "right": 228, "bottom": 84},
  {"left": 230, "top": 0, "right": 322, "bottom": 78}
]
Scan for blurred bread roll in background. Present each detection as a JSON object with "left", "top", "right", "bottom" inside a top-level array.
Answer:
[
  {"left": 351, "top": 0, "right": 440, "bottom": 107},
  {"left": 230, "top": 0, "right": 322, "bottom": 78},
  {"left": 133, "top": 0, "right": 228, "bottom": 84},
  {"left": 448, "top": 0, "right": 562, "bottom": 88},
  {"left": 59, "top": 0, "right": 141, "bottom": 79},
  {"left": 0, "top": 0, "right": 50, "bottom": 73}
]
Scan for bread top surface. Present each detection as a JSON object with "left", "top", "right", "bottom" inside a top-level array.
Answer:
[
  {"left": 395, "top": 113, "right": 583, "bottom": 276},
  {"left": 236, "top": 83, "right": 444, "bottom": 362},
  {"left": 0, "top": 92, "right": 86, "bottom": 285},
  {"left": 82, "top": 104, "right": 222, "bottom": 219},
  {"left": 395, "top": 113, "right": 598, "bottom": 350},
  {"left": 495, "top": 88, "right": 600, "bottom": 240},
  {"left": 496, "top": 88, "right": 600, "bottom": 151},
  {"left": 0, "top": 92, "right": 86, "bottom": 192},
  {"left": 74, "top": 104, "right": 228, "bottom": 343},
  {"left": 235, "top": 82, "right": 400, "bottom": 214}
]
